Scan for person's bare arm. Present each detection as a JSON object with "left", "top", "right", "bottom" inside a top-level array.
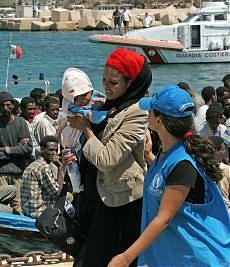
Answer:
[{"left": 108, "top": 185, "right": 190, "bottom": 267}]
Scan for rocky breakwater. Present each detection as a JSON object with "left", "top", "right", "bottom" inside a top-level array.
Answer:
[{"left": 0, "top": 5, "right": 197, "bottom": 32}]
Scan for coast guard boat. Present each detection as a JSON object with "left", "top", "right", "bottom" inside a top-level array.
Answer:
[{"left": 89, "top": 1, "right": 230, "bottom": 64}]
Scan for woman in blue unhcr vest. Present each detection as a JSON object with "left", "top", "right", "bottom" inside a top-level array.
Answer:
[{"left": 108, "top": 85, "right": 230, "bottom": 267}]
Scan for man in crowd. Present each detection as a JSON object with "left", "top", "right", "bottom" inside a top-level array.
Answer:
[
  {"left": 177, "top": 81, "right": 204, "bottom": 114},
  {"left": 142, "top": 12, "right": 152, "bottom": 28},
  {"left": 21, "top": 136, "right": 64, "bottom": 218},
  {"left": 112, "top": 7, "right": 122, "bottom": 34},
  {"left": 222, "top": 74, "right": 230, "bottom": 91},
  {"left": 34, "top": 96, "right": 60, "bottom": 143},
  {"left": 20, "top": 97, "right": 40, "bottom": 159},
  {"left": 30, "top": 88, "right": 46, "bottom": 112},
  {"left": 199, "top": 102, "right": 226, "bottom": 138},
  {"left": 193, "top": 86, "right": 217, "bottom": 132},
  {"left": 0, "top": 92, "right": 32, "bottom": 214}
]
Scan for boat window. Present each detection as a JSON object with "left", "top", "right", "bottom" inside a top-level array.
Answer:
[
  {"left": 201, "top": 14, "right": 211, "bottom": 21},
  {"left": 214, "top": 13, "right": 227, "bottom": 21}
]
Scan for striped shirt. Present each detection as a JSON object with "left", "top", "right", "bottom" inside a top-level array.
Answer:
[{"left": 21, "top": 158, "right": 61, "bottom": 218}]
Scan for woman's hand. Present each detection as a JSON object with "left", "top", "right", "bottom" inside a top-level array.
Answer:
[
  {"left": 61, "top": 148, "right": 77, "bottom": 166},
  {"left": 67, "top": 114, "right": 95, "bottom": 139},
  {"left": 67, "top": 114, "right": 90, "bottom": 132},
  {"left": 144, "top": 129, "right": 155, "bottom": 165},
  {"left": 108, "top": 253, "right": 131, "bottom": 267}
]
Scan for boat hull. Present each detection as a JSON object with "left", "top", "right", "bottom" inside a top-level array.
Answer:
[
  {"left": 0, "top": 212, "right": 58, "bottom": 256},
  {"left": 90, "top": 34, "right": 230, "bottom": 64}
]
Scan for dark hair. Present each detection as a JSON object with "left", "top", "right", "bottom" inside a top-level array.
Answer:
[
  {"left": 216, "top": 86, "right": 225, "bottom": 102},
  {"left": 12, "top": 99, "right": 20, "bottom": 115},
  {"left": 222, "top": 74, "right": 230, "bottom": 83},
  {"left": 177, "top": 82, "right": 190, "bottom": 91},
  {"left": 154, "top": 110, "right": 223, "bottom": 182},
  {"left": 207, "top": 136, "right": 224, "bottom": 151},
  {"left": 20, "top": 97, "right": 35, "bottom": 110},
  {"left": 40, "top": 135, "right": 58, "bottom": 148},
  {"left": 30, "top": 88, "right": 45, "bottom": 101},
  {"left": 44, "top": 96, "right": 60, "bottom": 109},
  {"left": 54, "top": 89, "right": 63, "bottom": 108},
  {"left": 201, "top": 86, "right": 215, "bottom": 104},
  {"left": 206, "top": 102, "right": 223, "bottom": 119}
]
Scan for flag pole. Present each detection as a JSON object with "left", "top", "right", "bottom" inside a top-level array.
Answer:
[{"left": 5, "top": 32, "right": 12, "bottom": 91}]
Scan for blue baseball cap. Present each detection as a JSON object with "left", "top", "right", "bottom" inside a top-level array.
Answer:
[{"left": 139, "top": 85, "right": 194, "bottom": 117}]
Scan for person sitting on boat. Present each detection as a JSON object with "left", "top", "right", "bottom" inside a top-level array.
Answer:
[
  {"left": 61, "top": 67, "right": 108, "bottom": 193},
  {"left": 108, "top": 85, "right": 230, "bottom": 267},
  {"left": 21, "top": 136, "right": 64, "bottom": 218},
  {"left": 0, "top": 185, "right": 16, "bottom": 214},
  {"left": 193, "top": 86, "right": 217, "bottom": 132},
  {"left": 34, "top": 96, "right": 60, "bottom": 144},
  {"left": 177, "top": 81, "right": 204, "bottom": 114},
  {"left": 222, "top": 74, "right": 230, "bottom": 91},
  {"left": 0, "top": 91, "right": 33, "bottom": 215}
]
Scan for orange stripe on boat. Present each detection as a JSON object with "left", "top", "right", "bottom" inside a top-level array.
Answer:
[{"left": 90, "top": 34, "right": 184, "bottom": 50}]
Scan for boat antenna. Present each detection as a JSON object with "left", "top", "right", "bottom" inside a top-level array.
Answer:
[{"left": 5, "top": 32, "right": 12, "bottom": 91}]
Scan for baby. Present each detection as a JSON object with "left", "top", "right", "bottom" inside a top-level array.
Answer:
[{"left": 61, "top": 68, "right": 107, "bottom": 193}]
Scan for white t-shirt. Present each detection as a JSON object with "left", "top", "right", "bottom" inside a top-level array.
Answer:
[
  {"left": 193, "top": 104, "right": 209, "bottom": 132},
  {"left": 142, "top": 15, "right": 152, "bottom": 28},
  {"left": 122, "top": 10, "right": 131, "bottom": 22}
]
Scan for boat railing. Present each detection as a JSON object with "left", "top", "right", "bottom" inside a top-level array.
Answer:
[{"left": 6, "top": 79, "right": 51, "bottom": 96}]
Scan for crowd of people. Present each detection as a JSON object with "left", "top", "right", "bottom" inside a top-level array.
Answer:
[{"left": 0, "top": 48, "right": 229, "bottom": 267}]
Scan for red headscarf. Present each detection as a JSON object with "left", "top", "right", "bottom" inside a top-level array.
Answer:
[{"left": 105, "top": 48, "right": 145, "bottom": 80}]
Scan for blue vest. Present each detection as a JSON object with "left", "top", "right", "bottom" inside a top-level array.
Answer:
[{"left": 138, "top": 142, "right": 230, "bottom": 267}]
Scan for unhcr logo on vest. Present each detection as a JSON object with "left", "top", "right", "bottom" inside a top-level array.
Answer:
[{"left": 148, "top": 174, "right": 165, "bottom": 195}]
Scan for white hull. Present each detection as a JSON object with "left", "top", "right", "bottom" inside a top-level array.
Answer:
[{"left": 97, "top": 42, "right": 230, "bottom": 64}]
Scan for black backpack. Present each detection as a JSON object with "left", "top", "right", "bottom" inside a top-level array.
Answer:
[{"left": 35, "top": 184, "right": 86, "bottom": 258}]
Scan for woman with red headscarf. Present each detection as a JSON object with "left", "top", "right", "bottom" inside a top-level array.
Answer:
[{"left": 68, "top": 48, "right": 152, "bottom": 267}]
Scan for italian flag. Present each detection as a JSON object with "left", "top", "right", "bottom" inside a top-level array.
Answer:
[{"left": 10, "top": 44, "right": 22, "bottom": 59}]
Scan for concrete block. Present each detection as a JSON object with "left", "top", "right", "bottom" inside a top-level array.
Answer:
[
  {"left": 50, "top": 21, "right": 76, "bottom": 31},
  {"left": 78, "top": 15, "right": 96, "bottom": 30},
  {"left": 96, "top": 15, "right": 112, "bottom": 30},
  {"left": 133, "top": 17, "right": 143, "bottom": 29},
  {"left": 37, "top": 10, "right": 52, "bottom": 18},
  {"left": 161, "top": 14, "right": 178, "bottom": 25},
  {"left": 69, "top": 10, "right": 81, "bottom": 23},
  {"left": 14, "top": 21, "right": 32, "bottom": 31},
  {"left": 42, "top": 16, "right": 51, "bottom": 22},
  {"left": 31, "top": 21, "right": 54, "bottom": 31},
  {"left": 0, "top": 20, "right": 8, "bottom": 30},
  {"left": 79, "top": 9, "right": 93, "bottom": 18},
  {"left": 51, "top": 8, "right": 69, "bottom": 22},
  {"left": 7, "top": 22, "right": 15, "bottom": 31}
]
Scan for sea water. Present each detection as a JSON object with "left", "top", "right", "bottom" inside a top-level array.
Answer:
[{"left": 0, "top": 31, "right": 229, "bottom": 98}]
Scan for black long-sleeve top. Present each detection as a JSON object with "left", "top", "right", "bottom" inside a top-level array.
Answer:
[{"left": 0, "top": 116, "right": 33, "bottom": 174}]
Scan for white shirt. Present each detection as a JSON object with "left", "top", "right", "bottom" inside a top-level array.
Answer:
[
  {"left": 193, "top": 104, "right": 209, "bottom": 132},
  {"left": 142, "top": 15, "right": 152, "bottom": 28},
  {"left": 122, "top": 10, "right": 131, "bottom": 22}
]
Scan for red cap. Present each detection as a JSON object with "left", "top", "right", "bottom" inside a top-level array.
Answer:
[{"left": 105, "top": 48, "right": 145, "bottom": 80}]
